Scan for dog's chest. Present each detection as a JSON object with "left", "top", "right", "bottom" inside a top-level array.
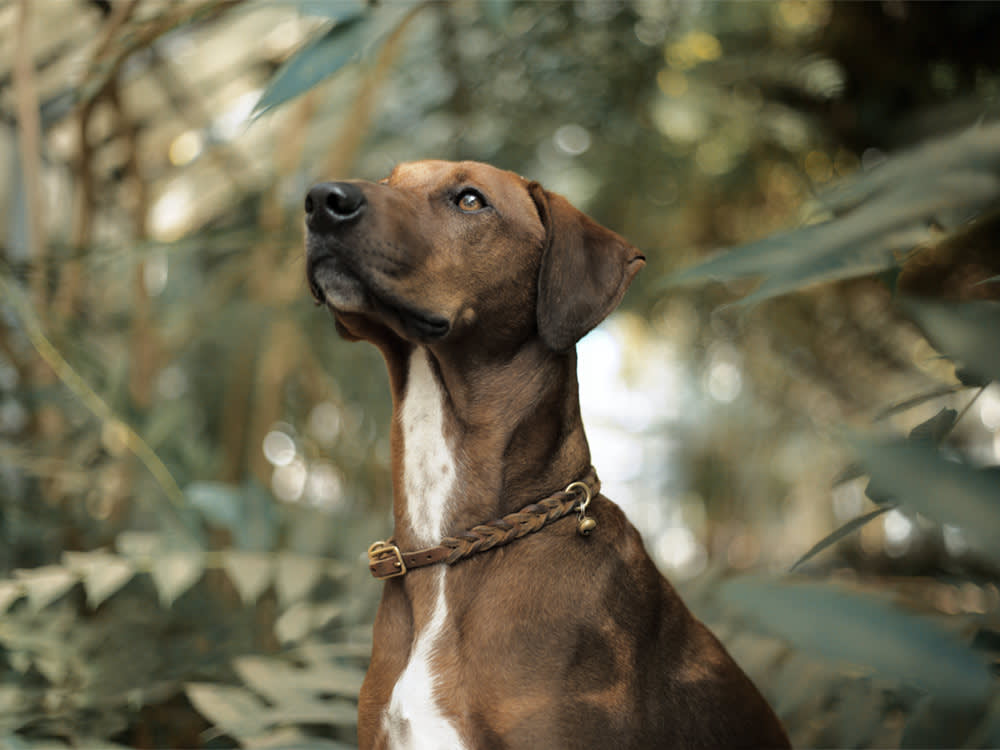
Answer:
[{"left": 380, "top": 348, "right": 466, "bottom": 748}]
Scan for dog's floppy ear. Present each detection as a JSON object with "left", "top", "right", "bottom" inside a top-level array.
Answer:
[{"left": 528, "top": 182, "right": 645, "bottom": 352}]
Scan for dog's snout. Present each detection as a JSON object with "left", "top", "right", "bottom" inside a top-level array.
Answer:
[{"left": 305, "top": 182, "right": 366, "bottom": 230}]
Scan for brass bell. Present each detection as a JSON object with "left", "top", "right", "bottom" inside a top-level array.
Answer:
[{"left": 577, "top": 516, "right": 597, "bottom": 536}]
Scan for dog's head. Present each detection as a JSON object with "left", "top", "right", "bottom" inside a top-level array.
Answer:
[{"left": 305, "top": 160, "right": 644, "bottom": 352}]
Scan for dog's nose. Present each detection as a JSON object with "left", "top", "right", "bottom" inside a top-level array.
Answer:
[{"left": 305, "top": 182, "right": 366, "bottom": 230}]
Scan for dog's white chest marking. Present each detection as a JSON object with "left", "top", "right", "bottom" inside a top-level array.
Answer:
[
  {"left": 383, "top": 348, "right": 465, "bottom": 749},
  {"left": 399, "top": 347, "right": 456, "bottom": 545}
]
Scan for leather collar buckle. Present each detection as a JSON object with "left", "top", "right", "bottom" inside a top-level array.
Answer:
[{"left": 368, "top": 540, "right": 406, "bottom": 579}]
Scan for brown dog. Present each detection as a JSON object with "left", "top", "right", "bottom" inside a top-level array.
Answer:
[{"left": 305, "top": 160, "right": 790, "bottom": 749}]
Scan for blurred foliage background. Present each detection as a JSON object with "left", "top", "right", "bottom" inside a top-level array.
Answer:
[{"left": 1, "top": 0, "right": 1000, "bottom": 747}]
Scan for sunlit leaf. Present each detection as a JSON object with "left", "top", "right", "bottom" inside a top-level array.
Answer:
[
  {"left": 275, "top": 601, "right": 315, "bottom": 643},
  {"left": 0, "top": 582, "right": 22, "bottom": 614},
  {"left": 223, "top": 550, "right": 273, "bottom": 605},
  {"left": 720, "top": 577, "right": 993, "bottom": 703},
  {"left": 15, "top": 566, "right": 78, "bottom": 612},
  {"left": 116, "top": 531, "right": 163, "bottom": 562},
  {"left": 258, "top": 700, "right": 358, "bottom": 728},
  {"left": 234, "top": 654, "right": 364, "bottom": 702},
  {"left": 852, "top": 435, "right": 1000, "bottom": 562},
  {"left": 186, "top": 683, "right": 267, "bottom": 738},
  {"left": 244, "top": 728, "right": 356, "bottom": 750},
  {"left": 275, "top": 553, "right": 323, "bottom": 606},
  {"left": 790, "top": 505, "right": 894, "bottom": 571},
  {"left": 151, "top": 552, "right": 204, "bottom": 608},
  {"left": 251, "top": 13, "right": 369, "bottom": 120},
  {"left": 63, "top": 550, "right": 136, "bottom": 608},
  {"left": 901, "top": 298, "right": 1000, "bottom": 383}
]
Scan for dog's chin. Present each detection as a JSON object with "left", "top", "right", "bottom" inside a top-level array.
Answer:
[{"left": 310, "top": 259, "right": 450, "bottom": 342}]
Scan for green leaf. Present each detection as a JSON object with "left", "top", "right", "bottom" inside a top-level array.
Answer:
[
  {"left": 286, "top": 0, "right": 367, "bottom": 19},
  {"left": 186, "top": 683, "right": 267, "bottom": 739},
  {"left": 666, "top": 123, "right": 1000, "bottom": 303},
  {"left": 251, "top": 13, "right": 368, "bottom": 120},
  {"left": 0, "top": 582, "right": 22, "bottom": 614},
  {"left": 222, "top": 550, "right": 273, "bottom": 605},
  {"left": 151, "top": 551, "right": 204, "bottom": 607},
  {"left": 790, "top": 505, "right": 894, "bottom": 571},
  {"left": 901, "top": 298, "right": 1000, "bottom": 383},
  {"left": 234, "top": 654, "right": 365, "bottom": 702},
  {"left": 907, "top": 407, "right": 958, "bottom": 443},
  {"left": 872, "top": 385, "right": 965, "bottom": 421},
  {"left": 275, "top": 553, "right": 323, "bottom": 607},
  {"left": 15, "top": 566, "right": 78, "bottom": 612},
  {"left": 852, "top": 435, "right": 1000, "bottom": 563},
  {"left": 62, "top": 550, "right": 136, "bottom": 608},
  {"left": 720, "top": 577, "right": 993, "bottom": 703}
]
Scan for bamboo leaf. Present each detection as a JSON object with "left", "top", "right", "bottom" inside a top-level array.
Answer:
[
  {"left": 251, "top": 13, "right": 368, "bottom": 120},
  {"left": 790, "top": 505, "right": 894, "bottom": 571},
  {"left": 720, "top": 577, "right": 994, "bottom": 703},
  {"left": 901, "top": 298, "right": 1000, "bottom": 383},
  {"left": 873, "top": 385, "right": 965, "bottom": 421},
  {"left": 852, "top": 435, "right": 1000, "bottom": 563}
]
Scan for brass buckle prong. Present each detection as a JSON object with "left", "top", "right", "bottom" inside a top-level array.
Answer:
[{"left": 368, "top": 540, "right": 406, "bottom": 578}]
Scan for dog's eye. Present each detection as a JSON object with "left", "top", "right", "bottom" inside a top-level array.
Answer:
[{"left": 455, "top": 189, "right": 486, "bottom": 212}]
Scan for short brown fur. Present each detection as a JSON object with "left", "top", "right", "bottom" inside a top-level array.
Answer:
[{"left": 305, "top": 160, "right": 790, "bottom": 749}]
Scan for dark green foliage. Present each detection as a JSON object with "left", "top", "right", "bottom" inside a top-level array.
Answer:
[{"left": 3, "top": 0, "right": 1000, "bottom": 748}]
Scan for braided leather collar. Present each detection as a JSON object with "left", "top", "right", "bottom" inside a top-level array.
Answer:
[{"left": 368, "top": 468, "right": 600, "bottom": 580}]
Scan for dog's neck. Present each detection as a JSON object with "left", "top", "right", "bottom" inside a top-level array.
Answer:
[{"left": 378, "top": 337, "right": 592, "bottom": 550}]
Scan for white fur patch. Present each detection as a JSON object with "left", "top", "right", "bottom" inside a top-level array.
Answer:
[
  {"left": 399, "top": 347, "right": 456, "bottom": 545},
  {"left": 383, "top": 569, "right": 466, "bottom": 749},
  {"left": 382, "top": 348, "right": 465, "bottom": 749}
]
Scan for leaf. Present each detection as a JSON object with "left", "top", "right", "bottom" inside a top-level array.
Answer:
[
  {"left": 151, "top": 551, "right": 204, "bottom": 607},
  {"left": 275, "top": 553, "right": 323, "bottom": 607},
  {"left": 185, "top": 683, "right": 267, "bottom": 739},
  {"left": 14, "top": 566, "right": 78, "bottom": 612},
  {"left": 288, "top": 0, "right": 367, "bottom": 18},
  {"left": 251, "top": 13, "right": 368, "bottom": 120},
  {"left": 666, "top": 122, "right": 1000, "bottom": 303},
  {"left": 720, "top": 577, "right": 994, "bottom": 703},
  {"left": 790, "top": 505, "right": 894, "bottom": 571},
  {"left": 186, "top": 481, "right": 243, "bottom": 528},
  {"left": 901, "top": 298, "right": 1000, "bottom": 383},
  {"left": 234, "top": 654, "right": 365, "bottom": 703},
  {"left": 0, "top": 581, "right": 22, "bottom": 614},
  {"left": 275, "top": 601, "right": 315, "bottom": 643},
  {"left": 222, "top": 550, "right": 273, "bottom": 605},
  {"left": 62, "top": 550, "right": 136, "bottom": 607},
  {"left": 907, "top": 407, "right": 958, "bottom": 443},
  {"left": 852, "top": 435, "right": 1000, "bottom": 563},
  {"left": 245, "top": 728, "right": 356, "bottom": 750},
  {"left": 116, "top": 531, "right": 162, "bottom": 562},
  {"left": 872, "top": 385, "right": 965, "bottom": 421}
]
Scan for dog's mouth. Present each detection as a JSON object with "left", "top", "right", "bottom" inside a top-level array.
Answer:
[{"left": 307, "top": 243, "right": 450, "bottom": 341}]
